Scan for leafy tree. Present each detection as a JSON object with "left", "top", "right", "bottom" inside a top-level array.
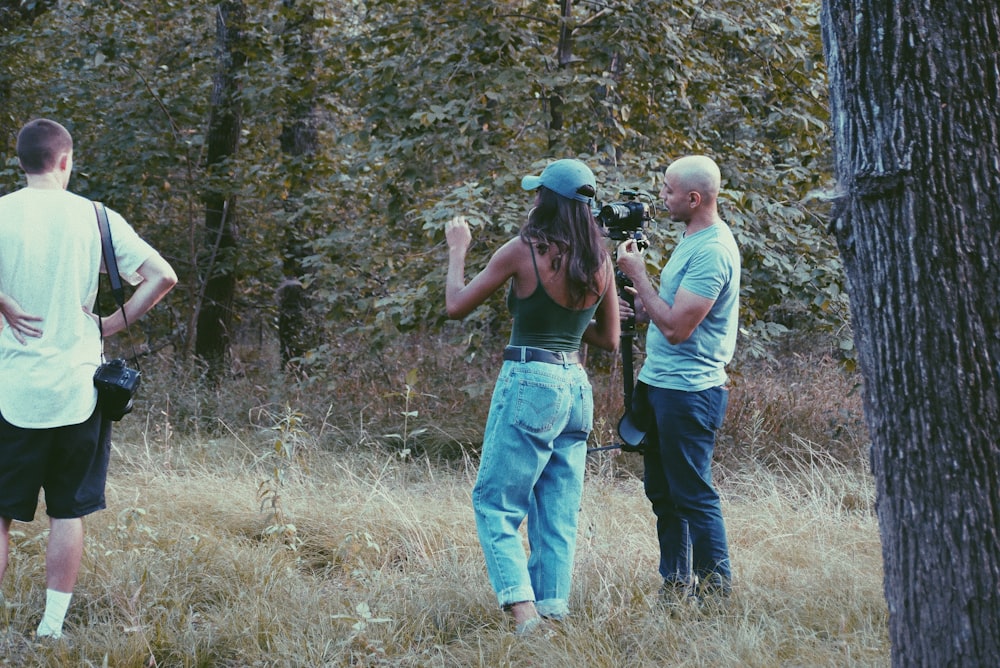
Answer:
[
  {"left": 0, "top": 0, "right": 56, "bottom": 138},
  {"left": 0, "top": 0, "right": 849, "bottom": 378},
  {"left": 0, "top": 1, "right": 297, "bottom": 360},
  {"left": 0, "top": 1, "right": 220, "bottom": 356},
  {"left": 821, "top": 0, "right": 1000, "bottom": 664},
  {"left": 329, "top": 0, "right": 843, "bottom": 354}
]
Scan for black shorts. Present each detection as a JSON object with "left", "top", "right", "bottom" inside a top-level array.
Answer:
[{"left": 0, "top": 407, "right": 112, "bottom": 521}]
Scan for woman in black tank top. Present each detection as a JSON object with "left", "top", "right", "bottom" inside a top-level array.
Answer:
[{"left": 445, "top": 159, "right": 620, "bottom": 635}]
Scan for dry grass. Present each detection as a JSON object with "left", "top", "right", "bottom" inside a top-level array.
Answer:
[{"left": 0, "top": 333, "right": 887, "bottom": 666}]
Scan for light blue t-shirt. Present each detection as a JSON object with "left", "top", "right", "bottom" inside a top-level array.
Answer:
[{"left": 638, "top": 222, "right": 740, "bottom": 392}]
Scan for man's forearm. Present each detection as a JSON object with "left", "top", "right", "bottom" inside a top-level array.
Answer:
[
  {"left": 100, "top": 255, "right": 177, "bottom": 336},
  {"left": 631, "top": 272, "right": 675, "bottom": 339}
]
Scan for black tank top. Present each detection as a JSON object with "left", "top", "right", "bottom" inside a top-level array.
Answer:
[{"left": 507, "top": 244, "right": 604, "bottom": 352}]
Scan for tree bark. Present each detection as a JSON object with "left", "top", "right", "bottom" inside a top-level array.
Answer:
[
  {"left": 821, "top": 2, "right": 1000, "bottom": 665},
  {"left": 194, "top": 1, "right": 247, "bottom": 377},
  {"left": 277, "top": 0, "right": 322, "bottom": 369},
  {"left": 547, "top": 0, "right": 574, "bottom": 145}
]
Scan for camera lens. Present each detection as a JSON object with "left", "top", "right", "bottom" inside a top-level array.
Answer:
[
  {"left": 598, "top": 203, "right": 629, "bottom": 226},
  {"left": 599, "top": 201, "right": 648, "bottom": 228}
]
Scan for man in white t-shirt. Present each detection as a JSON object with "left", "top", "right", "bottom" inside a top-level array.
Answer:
[{"left": 0, "top": 118, "right": 177, "bottom": 640}]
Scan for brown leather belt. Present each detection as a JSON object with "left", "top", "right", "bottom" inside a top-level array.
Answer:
[{"left": 503, "top": 346, "right": 582, "bottom": 365}]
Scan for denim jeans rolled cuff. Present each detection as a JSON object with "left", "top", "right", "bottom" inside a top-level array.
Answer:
[
  {"left": 535, "top": 598, "right": 570, "bottom": 620},
  {"left": 496, "top": 585, "right": 537, "bottom": 609}
]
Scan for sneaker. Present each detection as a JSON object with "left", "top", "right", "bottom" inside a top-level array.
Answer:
[
  {"left": 514, "top": 616, "right": 556, "bottom": 638},
  {"left": 695, "top": 573, "right": 733, "bottom": 612},
  {"left": 657, "top": 580, "right": 698, "bottom": 616}
]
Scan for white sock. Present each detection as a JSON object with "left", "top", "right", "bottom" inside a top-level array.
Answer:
[{"left": 36, "top": 589, "right": 72, "bottom": 638}]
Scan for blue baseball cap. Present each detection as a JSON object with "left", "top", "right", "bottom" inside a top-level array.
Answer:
[{"left": 521, "top": 158, "right": 596, "bottom": 204}]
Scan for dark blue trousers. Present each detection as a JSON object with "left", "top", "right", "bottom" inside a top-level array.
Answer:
[{"left": 643, "top": 384, "right": 731, "bottom": 586}]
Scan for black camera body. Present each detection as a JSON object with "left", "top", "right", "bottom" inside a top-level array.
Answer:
[
  {"left": 598, "top": 189, "right": 657, "bottom": 340},
  {"left": 596, "top": 189, "right": 654, "bottom": 241},
  {"left": 93, "top": 358, "right": 141, "bottom": 421}
]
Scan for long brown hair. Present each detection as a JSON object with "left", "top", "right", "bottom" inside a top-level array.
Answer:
[{"left": 520, "top": 186, "right": 608, "bottom": 306}]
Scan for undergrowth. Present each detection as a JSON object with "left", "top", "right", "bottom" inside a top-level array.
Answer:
[{"left": 0, "top": 331, "right": 885, "bottom": 667}]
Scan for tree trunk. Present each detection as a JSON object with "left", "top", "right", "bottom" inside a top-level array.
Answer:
[
  {"left": 821, "top": 2, "right": 1000, "bottom": 666},
  {"left": 0, "top": 0, "right": 56, "bottom": 139},
  {"left": 547, "top": 0, "right": 574, "bottom": 145},
  {"left": 194, "top": 1, "right": 247, "bottom": 378},
  {"left": 277, "top": 0, "right": 322, "bottom": 369}
]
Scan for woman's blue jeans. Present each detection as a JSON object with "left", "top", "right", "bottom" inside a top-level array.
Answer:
[
  {"left": 643, "top": 384, "right": 731, "bottom": 587},
  {"left": 472, "top": 359, "right": 593, "bottom": 618}
]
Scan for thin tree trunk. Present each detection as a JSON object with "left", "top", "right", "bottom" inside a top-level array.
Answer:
[
  {"left": 277, "top": 0, "right": 321, "bottom": 369},
  {"left": 547, "top": 0, "right": 574, "bottom": 145},
  {"left": 821, "top": 2, "right": 1000, "bottom": 665},
  {"left": 194, "top": 1, "right": 247, "bottom": 378}
]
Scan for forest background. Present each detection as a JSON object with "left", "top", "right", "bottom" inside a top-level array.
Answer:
[{"left": 0, "top": 1, "right": 884, "bottom": 666}]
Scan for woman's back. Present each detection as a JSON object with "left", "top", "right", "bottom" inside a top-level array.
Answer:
[
  {"left": 508, "top": 236, "right": 607, "bottom": 310},
  {"left": 507, "top": 239, "right": 608, "bottom": 352},
  {"left": 518, "top": 186, "right": 607, "bottom": 310}
]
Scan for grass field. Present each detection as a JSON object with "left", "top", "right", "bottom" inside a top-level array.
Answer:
[{"left": 0, "top": 336, "right": 888, "bottom": 666}]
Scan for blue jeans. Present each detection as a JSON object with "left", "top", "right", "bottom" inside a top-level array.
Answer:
[
  {"left": 643, "top": 384, "right": 731, "bottom": 587},
  {"left": 472, "top": 359, "right": 593, "bottom": 617}
]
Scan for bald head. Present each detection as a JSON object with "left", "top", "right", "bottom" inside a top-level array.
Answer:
[{"left": 665, "top": 155, "right": 721, "bottom": 202}]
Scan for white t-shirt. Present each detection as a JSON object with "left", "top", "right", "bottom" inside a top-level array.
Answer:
[{"left": 0, "top": 188, "right": 156, "bottom": 428}]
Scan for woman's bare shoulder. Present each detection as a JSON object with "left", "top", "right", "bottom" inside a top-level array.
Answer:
[{"left": 494, "top": 236, "right": 533, "bottom": 262}]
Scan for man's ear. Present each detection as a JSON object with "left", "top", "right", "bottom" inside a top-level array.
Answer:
[{"left": 689, "top": 191, "right": 703, "bottom": 208}]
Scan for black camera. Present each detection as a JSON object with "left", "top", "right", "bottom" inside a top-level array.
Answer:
[
  {"left": 598, "top": 190, "right": 656, "bottom": 455},
  {"left": 93, "top": 358, "right": 141, "bottom": 421},
  {"left": 596, "top": 189, "right": 654, "bottom": 241},
  {"left": 598, "top": 189, "right": 656, "bottom": 336}
]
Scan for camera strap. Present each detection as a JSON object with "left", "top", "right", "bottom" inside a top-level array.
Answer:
[{"left": 94, "top": 201, "right": 140, "bottom": 367}]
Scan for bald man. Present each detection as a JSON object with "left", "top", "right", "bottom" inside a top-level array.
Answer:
[{"left": 616, "top": 155, "right": 740, "bottom": 609}]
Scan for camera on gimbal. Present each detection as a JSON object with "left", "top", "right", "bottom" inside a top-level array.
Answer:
[
  {"left": 594, "top": 188, "right": 656, "bottom": 310},
  {"left": 594, "top": 189, "right": 657, "bottom": 454},
  {"left": 596, "top": 189, "right": 655, "bottom": 244}
]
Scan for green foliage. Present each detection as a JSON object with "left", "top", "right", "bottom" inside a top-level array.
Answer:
[
  {"left": 0, "top": 0, "right": 849, "bottom": 374},
  {"left": 328, "top": 0, "right": 847, "bottom": 356}
]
